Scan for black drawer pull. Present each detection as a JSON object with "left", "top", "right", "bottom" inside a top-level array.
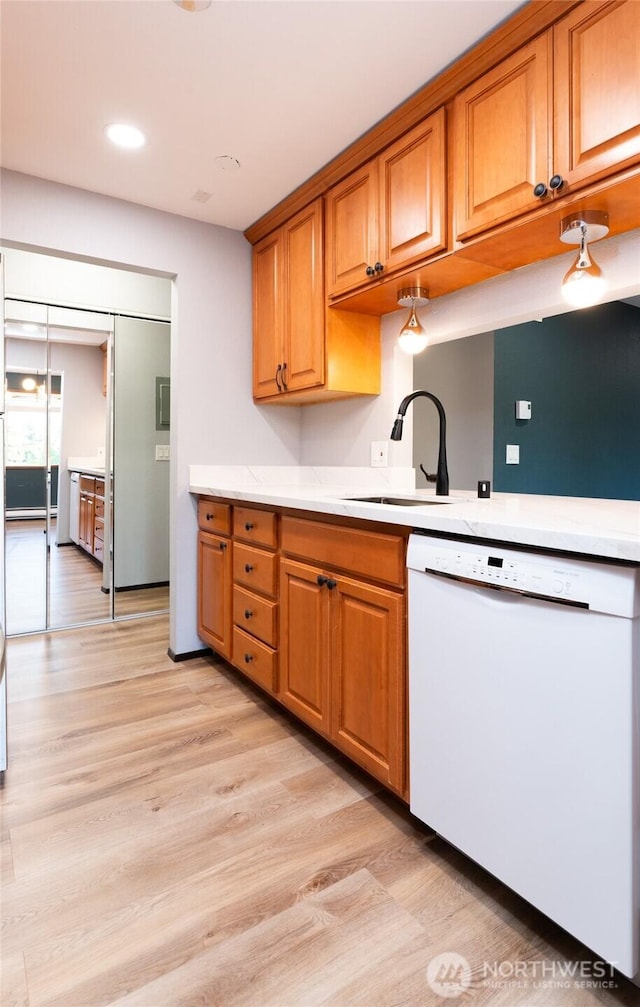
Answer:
[
  {"left": 244, "top": 609, "right": 253, "bottom": 619},
  {"left": 244, "top": 653, "right": 254, "bottom": 663},
  {"left": 206, "top": 512, "right": 214, "bottom": 521},
  {"left": 317, "top": 574, "right": 337, "bottom": 590},
  {"left": 245, "top": 563, "right": 254, "bottom": 573},
  {"left": 219, "top": 541, "right": 227, "bottom": 551},
  {"left": 245, "top": 522, "right": 254, "bottom": 531}
]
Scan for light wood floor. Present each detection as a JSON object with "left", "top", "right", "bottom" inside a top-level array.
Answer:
[
  {"left": 5, "top": 520, "right": 169, "bottom": 635},
  {"left": 2, "top": 616, "right": 638, "bottom": 1007}
]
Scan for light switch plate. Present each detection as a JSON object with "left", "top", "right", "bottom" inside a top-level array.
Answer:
[
  {"left": 155, "top": 445, "right": 170, "bottom": 461},
  {"left": 370, "top": 441, "right": 388, "bottom": 467},
  {"left": 506, "top": 444, "right": 520, "bottom": 464}
]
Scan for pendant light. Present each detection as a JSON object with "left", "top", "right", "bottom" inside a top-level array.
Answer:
[
  {"left": 397, "top": 287, "right": 429, "bottom": 355},
  {"left": 559, "top": 211, "right": 609, "bottom": 308}
]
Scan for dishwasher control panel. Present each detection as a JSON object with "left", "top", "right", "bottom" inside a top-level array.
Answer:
[
  {"left": 425, "top": 543, "right": 582, "bottom": 600},
  {"left": 406, "top": 534, "right": 640, "bottom": 618}
]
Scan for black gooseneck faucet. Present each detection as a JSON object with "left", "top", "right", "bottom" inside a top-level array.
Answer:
[{"left": 390, "top": 390, "right": 450, "bottom": 496}]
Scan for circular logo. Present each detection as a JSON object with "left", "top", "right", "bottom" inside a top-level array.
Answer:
[{"left": 426, "top": 952, "right": 472, "bottom": 999}]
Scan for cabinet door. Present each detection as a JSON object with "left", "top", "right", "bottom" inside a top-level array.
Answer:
[
  {"left": 325, "top": 161, "right": 379, "bottom": 298},
  {"left": 554, "top": 1, "right": 640, "bottom": 189},
  {"left": 253, "top": 230, "right": 284, "bottom": 399},
  {"left": 379, "top": 109, "right": 447, "bottom": 273},
  {"left": 331, "top": 576, "right": 405, "bottom": 795},
  {"left": 283, "top": 199, "right": 325, "bottom": 392},
  {"left": 454, "top": 33, "right": 552, "bottom": 240},
  {"left": 197, "top": 530, "right": 232, "bottom": 660},
  {"left": 279, "top": 558, "right": 330, "bottom": 735}
]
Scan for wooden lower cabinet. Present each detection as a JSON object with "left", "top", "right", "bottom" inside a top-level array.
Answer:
[
  {"left": 197, "top": 529, "right": 232, "bottom": 660},
  {"left": 280, "top": 559, "right": 331, "bottom": 734},
  {"left": 280, "top": 556, "right": 406, "bottom": 797},
  {"left": 331, "top": 575, "right": 405, "bottom": 795},
  {"left": 197, "top": 497, "right": 408, "bottom": 800}
]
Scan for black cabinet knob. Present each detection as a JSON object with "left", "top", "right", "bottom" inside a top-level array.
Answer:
[
  {"left": 533, "top": 182, "right": 547, "bottom": 198},
  {"left": 365, "top": 265, "right": 375, "bottom": 276},
  {"left": 219, "top": 541, "right": 227, "bottom": 551},
  {"left": 317, "top": 574, "right": 328, "bottom": 586},
  {"left": 244, "top": 609, "right": 253, "bottom": 619},
  {"left": 244, "top": 653, "right": 254, "bottom": 663},
  {"left": 374, "top": 261, "right": 384, "bottom": 273},
  {"left": 549, "top": 173, "right": 564, "bottom": 191},
  {"left": 245, "top": 563, "right": 254, "bottom": 573},
  {"left": 326, "top": 578, "right": 337, "bottom": 590},
  {"left": 245, "top": 522, "right": 254, "bottom": 531},
  {"left": 205, "top": 512, "right": 214, "bottom": 521}
]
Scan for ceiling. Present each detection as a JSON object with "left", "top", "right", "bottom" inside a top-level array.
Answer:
[{"left": 1, "top": 0, "right": 524, "bottom": 233}]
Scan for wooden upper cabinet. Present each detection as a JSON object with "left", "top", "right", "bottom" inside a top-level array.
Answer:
[
  {"left": 453, "top": 34, "right": 552, "bottom": 240},
  {"left": 325, "top": 162, "right": 379, "bottom": 298},
  {"left": 326, "top": 108, "right": 447, "bottom": 298},
  {"left": 283, "top": 200, "right": 325, "bottom": 393},
  {"left": 253, "top": 199, "right": 324, "bottom": 399},
  {"left": 455, "top": 0, "right": 640, "bottom": 241},
  {"left": 253, "top": 230, "right": 284, "bottom": 399},
  {"left": 553, "top": 0, "right": 640, "bottom": 189},
  {"left": 379, "top": 109, "right": 447, "bottom": 274}
]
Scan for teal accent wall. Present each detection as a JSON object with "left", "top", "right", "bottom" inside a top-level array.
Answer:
[{"left": 493, "top": 301, "right": 640, "bottom": 500}]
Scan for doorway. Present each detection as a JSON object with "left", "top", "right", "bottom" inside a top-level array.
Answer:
[{"left": 3, "top": 297, "right": 170, "bottom": 635}]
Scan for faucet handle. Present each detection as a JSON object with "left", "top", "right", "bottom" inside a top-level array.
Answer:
[{"left": 419, "top": 463, "right": 436, "bottom": 484}]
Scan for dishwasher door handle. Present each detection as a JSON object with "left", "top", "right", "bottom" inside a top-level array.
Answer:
[{"left": 422, "top": 566, "right": 589, "bottom": 610}]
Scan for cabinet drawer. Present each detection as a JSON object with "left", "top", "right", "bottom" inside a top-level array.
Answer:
[
  {"left": 93, "top": 539, "right": 104, "bottom": 563},
  {"left": 94, "top": 519, "right": 104, "bottom": 543},
  {"left": 198, "top": 498, "right": 231, "bottom": 535},
  {"left": 281, "top": 516, "right": 407, "bottom": 586},
  {"left": 233, "top": 585, "right": 277, "bottom": 647},
  {"left": 232, "top": 627, "right": 277, "bottom": 694},
  {"left": 94, "top": 497, "right": 105, "bottom": 518},
  {"left": 95, "top": 478, "right": 105, "bottom": 497},
  {"left": 233, "top": 507, "right": 277, "bottom": 548},
  {"left": 80, "top": 476, "right": 96, "bottom": 494},
  {"left": 233, "top": 543, "right": 278, "bottom": 597}
]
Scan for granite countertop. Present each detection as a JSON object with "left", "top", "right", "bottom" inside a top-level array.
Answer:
[{"left": 189, "top": 465, "right": 640, "bottom": 564}]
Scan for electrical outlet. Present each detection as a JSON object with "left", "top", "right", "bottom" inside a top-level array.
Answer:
[
  {"left": 370, "top": 440, "right": 388, "bottom": 467},
  {"left": 506, "top": 444, "right": 520, "bottom": 465}
]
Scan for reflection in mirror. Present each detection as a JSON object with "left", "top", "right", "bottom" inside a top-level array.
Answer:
[
  {"left": 113, "top": 315, "right": 170, "bottom": 618},
  {"left": 4, "top": 301, "right": 113, "bottom": 633},
  {"left": 413, "top": 296, "right": 640, "bottom": 501}
]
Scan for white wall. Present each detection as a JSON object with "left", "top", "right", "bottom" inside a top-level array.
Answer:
[
  {"left": 114, "top": 317, "right": 170, "bottom": 589},
  {"left": 1, "top": 169, "right": 301, "bottom": 655},
  {"left": 299, "top": 313, "right": 414, "bottom": 470}
]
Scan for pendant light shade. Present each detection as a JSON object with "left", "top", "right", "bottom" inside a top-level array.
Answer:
[
  {"left": 397, "top": 287, "right": 429, "bottom": 355},
  {"left": 559, "top": 211, "right": 609, "bottom": 308}
]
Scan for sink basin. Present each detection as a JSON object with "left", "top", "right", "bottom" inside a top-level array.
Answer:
[{"left": 343, "top": 495, "right": 459, "bottom": 506}]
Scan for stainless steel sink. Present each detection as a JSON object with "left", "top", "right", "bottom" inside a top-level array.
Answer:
[{"left": 343, "top": 495, "right": 459, "bottom": 506}]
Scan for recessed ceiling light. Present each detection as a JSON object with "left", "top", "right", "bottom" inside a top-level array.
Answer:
[
  {"left": 174, "top": 1, "right": 212, "bottom": 10},
  {"left": 105, "top": 123, "right": 146, "bottom": 150},
  {"left": 215, "top": 155, "right": 241, "bottom": 171}
]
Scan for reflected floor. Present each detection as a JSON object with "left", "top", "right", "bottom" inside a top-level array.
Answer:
[{"left": 5, "top": 519, "right": 169, "bottom": 635}]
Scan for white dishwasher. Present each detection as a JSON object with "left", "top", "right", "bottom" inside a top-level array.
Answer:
[{"left": 407, "top": 532, "right": 640, "bottom": 980}]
